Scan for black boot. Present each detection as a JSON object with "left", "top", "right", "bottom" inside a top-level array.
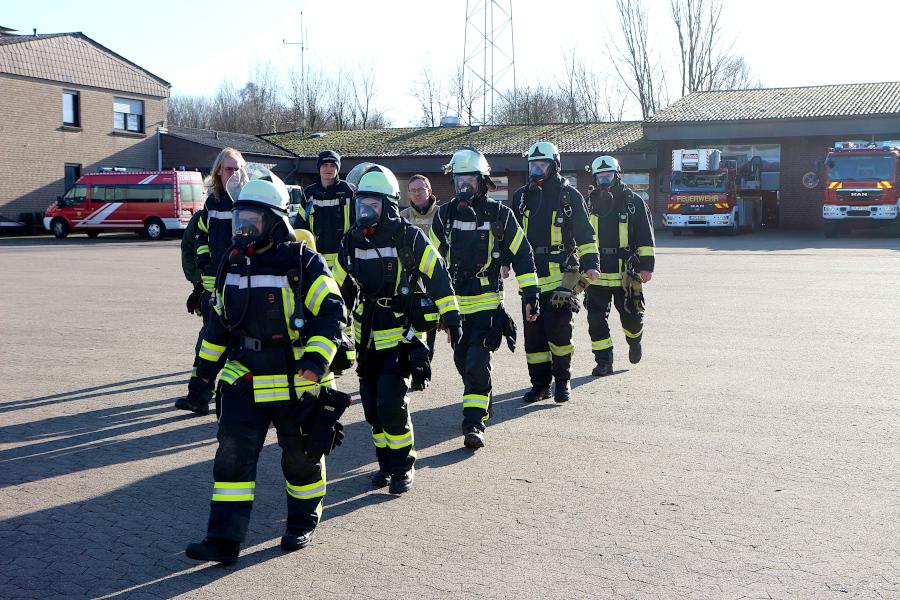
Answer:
[
  {"left": 185, "top": 537, "right": 239, "bottom": 564},
  {"left": 522, "top": 384, "right": 551, "bottom": 403},
  {"left": 463, "top": 428, "right": 485, "bottom": 450},
  {"left": 591, "top": 362, "right": 613, "bottom": 377},
  {"left": 389, "top": 468, "right": 414, "bottom": 495},
  {"left": 554, "top": 380, "right": 571, "bottom": 403},
  {"left": 175, "top": 396, "right": 210, "bottom": 416},
  {"left": 370, "top": 470, "right": 390, "bottom": 488},
  {"left": 628, "top": 340, "right": 642, "bottom": 364},
  {"left": 280, "top": 529, "right": 314, "bottom": 552}
]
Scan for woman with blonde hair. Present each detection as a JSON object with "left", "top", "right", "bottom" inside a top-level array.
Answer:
[{"left": 176, "top": 147, "right": 246, "bottom": 415}]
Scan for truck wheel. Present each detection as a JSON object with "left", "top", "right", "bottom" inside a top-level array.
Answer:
[
  {"left": 823, "top": 222, "right": 839, "bottom": 238},
  {"left": 144, "top": 218, "right": 166, "bottom": 240},
  {"left": 51, "top": 218, "right": 69, "bottom": 239},
  {"left": 86, "top": 231, "right": 100, "bottom": 239}
]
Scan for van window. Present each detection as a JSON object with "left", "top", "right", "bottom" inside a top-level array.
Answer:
[
  {"left": 91, "top": 184, "right": 172, "bottom": 203},
  {"left": 63, "top": 184, "right": 87, "bottom": 206}
]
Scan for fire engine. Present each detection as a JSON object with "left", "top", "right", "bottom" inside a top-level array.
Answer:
[
  {"left": 44, "top": 169, "right": 205, "bottom": 239},
  {"left": 820, "top": 140, "right": 900, "bottom": 237},
  {"left": 665, "top": 149, "right": 766, "bottom": 235}
]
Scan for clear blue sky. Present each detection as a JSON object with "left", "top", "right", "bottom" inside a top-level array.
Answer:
[{"left": 4, "top": 0, "right": 898, "bottom": 125}]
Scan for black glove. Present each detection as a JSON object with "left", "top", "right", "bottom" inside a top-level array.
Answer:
[
  {"left": 408, "top": 337, "right": 431, "bottom": 392},
  {"left": 305, "top": 388, "right": 352, "bottom": 460},
  {"left": 186, "top": 283, "right": 203, "bottom": 314},
  {"left": 447, "top": 323, "right": 463, "bottom": 349},
  {"left": 186, "top": 376, "right": 211, "bottom": 404},
  {"left": 331, "top": 421, "right": 344, "bottom": 451}
]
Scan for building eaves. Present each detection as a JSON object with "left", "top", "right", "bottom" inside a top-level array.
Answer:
[{"left": 166, "top": 126, "right": 294, "bottom": 158}]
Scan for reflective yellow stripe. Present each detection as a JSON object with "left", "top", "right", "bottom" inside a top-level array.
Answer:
[
  {"left": 463, "top": 393, "right": 490, "bottom": 410},
  {"left": 434, "top": 295, "right": 459, "bottom": 314},
  {"left": 457, "top": 292, "right": 502, "bottom": 315},
  {"left": 592, "top": 338, "right": 613, "bottom": 351},
  {"left": 526, "top": 351, "right": 551, "bottom": 364},
  {"left": 201, "top": 275, "right": 216, "bottom": 292},
  {"left": 550, "top": 211, "right": 562, "bottom": 246},
  {"left": 305, "top": 274, "right": 341, "bottom": 316},
  {"left": 548, "top": 341, "right": 573, "bottom": 356},
  {"left": 418, "top": 244, "right": 439, "bottom": 279},
  {"left": 516, "top": 272, "right": 538, "bottom": 289},
  {"left": 623, "top": 327, "right": 643, "bottom": 339},
  {"left": 372, "top": 431, "right": 387, "bottom": 449},
  {"left": 199, "top": 340, "right": 226, "bottom": 362},
  {"left": 212, "top": 481, "right": 255, "bottom": 502},
  {"left": 384, "top": 429, "right": 413, "bottom": 449},
  {"left": 197, "top": 244, "right": 210, "bottom": 256},
  {"left": 371, "top": 327, "right": 405, "bottom": 351},
  {"left": 429, "top": 227, "right": 442, "bottom": 250},
  {"left": 589, "top": 214, "right": 599, "bottom": 236},
  {"left": 303, "top": 335, "right": 338, "bottom": 363},
  {"left": 286, "top": 478, "right": 326, "bottom": 500},
  {"left": 197, "top": 215, "right": 209, "bottom": 233},
  {"left": 578, "top": 242, "right": 598, "bottom": 257},
  {"left": 508, "top": 227, "right": 525, "bottom": 255},
  {"left": 638, "top": 246, "right": 654, "bottom": 257},
  {"left": 332, "top": 260, "right": 348, "bottom": 287},
  {"left": 219, "top": 360, "right": 249, "bottom": 385},
  {"left": 252, "top": 372, "right": 335, "bottom": 403}
]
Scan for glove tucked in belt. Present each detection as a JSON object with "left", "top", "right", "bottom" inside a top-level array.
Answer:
[{"left": 549, "top": 287, "right": 581, "bottom": 313}]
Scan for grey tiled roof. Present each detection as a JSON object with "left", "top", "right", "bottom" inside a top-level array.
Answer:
[
  {"left": 0, "top": 32, "right": 169, "bottom": 97},
  {"left": 166, "top": 126, "right": 294, "bottom": 157},
  {"left": 262, "top": 121, "right": 651, "bottom": 158},
  {"left": 647, "top": 81, "right": 900, "bottom": 123}
]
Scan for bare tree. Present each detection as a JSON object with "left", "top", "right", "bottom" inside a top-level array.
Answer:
[
  {"left": 670, "top": 0, "right": 759, "bottom": 93},
  {"left": 606, "top": 0, "right": 665, "bottom": 119},
  {"left": 411, "top": 64, "right": 445, "bottom": 127},
  {"left": 494, "top": 84, "right": 561, "bottom": 124}
]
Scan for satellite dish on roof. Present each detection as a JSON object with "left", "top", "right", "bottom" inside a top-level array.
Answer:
[{"left": 346, "top": 162, "right": 378, "bottom": 188}]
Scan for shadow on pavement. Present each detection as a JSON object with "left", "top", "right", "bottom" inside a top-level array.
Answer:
[{"left": 0, "top": 369, "right": 601, "bottom": 598}]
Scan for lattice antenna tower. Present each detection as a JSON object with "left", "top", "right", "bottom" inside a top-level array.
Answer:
[
  {"left": 283, "top": 10, "right": 309, "bottom": 130},
  {"left": 462, "top": 0, "right": 516, "bottom": 124}
]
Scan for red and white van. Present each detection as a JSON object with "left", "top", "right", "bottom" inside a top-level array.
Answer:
[{"left": 43, "top": 169, "right": 206, "bottom": 239}]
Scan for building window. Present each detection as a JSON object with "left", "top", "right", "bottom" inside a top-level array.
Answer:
[
  {"left": 63, "top": 90, "right": 80, "bottom": 126},
  {"left": 113, "top": 97, "right": 144, "bottom": 133},
  {"left": 64, "top": 163, "right": 82, "bottom": 192}
]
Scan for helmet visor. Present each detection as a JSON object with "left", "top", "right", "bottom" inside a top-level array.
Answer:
[
  {"left": 594, "top": 172, "right": 616, "bottom": 188},
  {"left": 225, "top": 169, "right": 250, "bottom": 202},
  {"left": 453, "top": 174, "right": 479, "bottom": 198},
  {"left": 232, "top": 206, "right": 269, "bottom": 242},
  {"left": 355, "top": 195, "right": 383, "bottom": 227},
  {"left": 528, "top": 160, "right": 552, "bottom": 181}
]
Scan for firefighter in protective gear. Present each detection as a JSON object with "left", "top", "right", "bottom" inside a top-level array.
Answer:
[
  {"left": 584, "top": 155, "right": 655, "bottom": 376},
  {"left": 431, "top": 148, "right": 539, "bottom": 449},
  {"left": 177, "top": 148, "right": 247, "bottom": 415},
  {"left": 185, "top": 171, "right": 349, "bottom": 564},
  {"left": 333, "top": 165, "right": 460, "bottom": 493},
  {"left": 512, "top": 142, "right": 600, "bottom": 403},
  {"left": 293, "top": 150, "right": 356, "bottom": 272}
]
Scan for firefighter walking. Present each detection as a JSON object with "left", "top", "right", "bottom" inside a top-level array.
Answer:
[
  {"left": 512, "top": 142, "right": 600, "bottom": 403},
  {"left": 185, "top": 171, "right": 349, "bottom": 564},
  {"left": 333, "top": 165, "right": 461, "bottom": 493},
  {"left": 584, "top": 156, "right": 655, "bottom": 376},
  {"left": 430, "top": 149, "right": 539, "bottom": 448}
]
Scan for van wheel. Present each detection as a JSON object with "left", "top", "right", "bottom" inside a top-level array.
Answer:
[
  {"left": 86, "top": 231, "right": 100, "bottom": 238},
  {"left": 51, "top": 218, "right": 69, "bottom": 239},
  {"left": 144, "top": 218, "right": 166, "bottom": 240}
]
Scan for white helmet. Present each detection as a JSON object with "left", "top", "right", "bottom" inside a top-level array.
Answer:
[
  {"left": 590, "top": 156, "right": 621, "bottom": 174},
  {"left": 232, "top": 169, "right": 296, "bottom": 246}
]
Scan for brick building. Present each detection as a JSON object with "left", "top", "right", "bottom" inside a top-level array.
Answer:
[
  {"left": 0, "top": 30, "right": 169, "bottom": 226},
  {"left": 260, "top": 121, "right": 658, "bottom": 210},
  {"left": 644, "top": 82, "right": 900, "bottom": 229}
]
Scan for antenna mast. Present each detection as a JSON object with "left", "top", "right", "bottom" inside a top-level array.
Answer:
[
  {"left": 462, "top": 0, "right": 516, "bottom": 124},
  {"left": 283, "top": 10, "right": 309, "bottom": 131}
]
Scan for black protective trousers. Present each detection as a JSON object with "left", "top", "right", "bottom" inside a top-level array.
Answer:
[
  {"left": 453, "top": 310, "right": 494, "bottom": 433},
  {"left": 584, "top": 286, "right": 643, "bottom": 364},
  {"left": 207, "top": 378, "right": 325, "bottom": 542},
  {"left": 358, "top": 346, "right": 416, "bottom": 476},
  {"left": 522, "top": 292, "right": 574, "bottom": 387}
]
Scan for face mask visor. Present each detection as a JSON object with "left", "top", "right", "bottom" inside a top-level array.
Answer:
[
  {"left": 594, "top": 171, "right": 617, "bottom": 189},
  {"left": 232, "top": 206, "right": 270, "bottom": 247},
  {"left": 354, "top": 195, "right": 383, "bottom": 229},
  {"left": 453, "top": 173, "right": 480, "bottom": 201},
  {"left": 528, "top": 160, "right": 552, "bottom": 183}
]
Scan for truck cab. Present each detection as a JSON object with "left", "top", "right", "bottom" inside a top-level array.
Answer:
[{"left": 821, "top": 140, "right": 900, "bottom": 237}]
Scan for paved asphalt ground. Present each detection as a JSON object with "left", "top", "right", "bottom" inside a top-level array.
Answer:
[{"left": 0, "top": 231, "right": 898, "bottom": 600}]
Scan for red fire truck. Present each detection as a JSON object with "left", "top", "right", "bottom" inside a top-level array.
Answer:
[
  {"left": 665, "top": 148, "right": 766, "bottom": 235},
  {"left": 44, "top": 169, "right": 205, "bottom": 239},
  {"left": 820, "top": 141, "right": 900, "bottom": 237}
]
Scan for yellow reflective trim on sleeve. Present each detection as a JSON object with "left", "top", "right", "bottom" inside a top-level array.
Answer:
[
  {"left": 197, "top": 216, "right": 209, "bottom": 233},
  {"left": 201, "top": 275, "right": 216, "bottom": 292},
  {"left": 305, "top": 274, "right": 341, "bottom": 316},
  {"left": 578, "top": 242, "right": 598, "bottom": 256},
  {"left": 303, "top": 335, "right": 338, "bottom": 364},
  {"left": 516, "top": 272, "right": 538, "bottom": 289},
  {"left": 638, "top": 246, "right": 655, "bottom": 257},
  {"left": 429, "top": 227, "right": 443, "bottom": 250},
  {"left": 418, "top": 244, "right": 439, "bottom": 279},
  {"left": 332, "top": 260, "right": 348, "bottom": 287},
  {"left": 212, "top": 481, "right": 255, "bottom": 502},
  {"left": 196, "top": 244, "right": 210, "bottom": 256},
  {"left": 508, "top": 227, "right": 525, "bottom": 255},
  {"left": 199, "top": 340, "right": 226, "bottom": 362},
  {"left": 434, "top": 295, "right": 459, "bottom": 315}
]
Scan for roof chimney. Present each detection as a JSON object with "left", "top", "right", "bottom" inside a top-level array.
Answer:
[
  {"left": 33, "top": 28, "right": 37, "bottom": 36},
  {"left": 440, "top": 116, "right": 462, "bottom": 127}
]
